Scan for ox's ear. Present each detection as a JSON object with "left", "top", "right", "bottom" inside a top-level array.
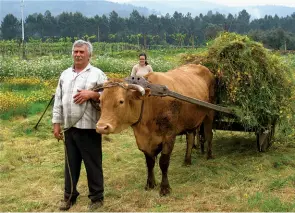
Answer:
[{"left": 128, "top": 88, "right": 151, "bottom": 100}]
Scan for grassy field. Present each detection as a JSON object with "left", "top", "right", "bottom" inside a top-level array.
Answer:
[{"left": 1, "top": 110, "right": 295, "bottom": 212}]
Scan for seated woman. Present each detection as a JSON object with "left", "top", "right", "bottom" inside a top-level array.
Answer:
[{"left": 131, "top": 53, "right": 153, "bottom": 77}]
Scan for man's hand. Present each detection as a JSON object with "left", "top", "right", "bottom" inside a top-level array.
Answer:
[
  {"left": 73, "top": 90, "right": 99, "bottom": 104},
  {"left": 53, "top": 123, "right": 63, "bottom": 140}
]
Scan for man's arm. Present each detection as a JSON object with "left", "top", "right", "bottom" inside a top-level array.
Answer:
[
  {"left": 53, "top": 123, "right": 63, "bottom": 140},
  {"left": 52, "top": 77, "right": 64, "bottom": 140},
  {"left": 73, "top": 68, "right": 106, "bottom": 104},
  {"left": 73, "top": 90, "right": 100, "bottom": 104}
]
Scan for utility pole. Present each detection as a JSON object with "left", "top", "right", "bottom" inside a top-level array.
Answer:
[
  {"left": 21, "top": 0, "right": 26, "bottom": 59},
  {"left": 97, "top": 25, "right": 100, "bottom": 42}
]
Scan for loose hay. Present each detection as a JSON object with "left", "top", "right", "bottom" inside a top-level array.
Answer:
[{"left": 182, "top": 32, "right": 294, "bottom": 130}]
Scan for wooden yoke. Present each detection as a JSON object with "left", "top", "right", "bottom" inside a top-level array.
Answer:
[{"left": 125, "top": 76, "right": 233, "bottom": 114}]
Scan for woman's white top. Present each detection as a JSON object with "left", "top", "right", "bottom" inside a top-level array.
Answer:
[{"left": 131, "top": 64, "right": 153, "bottom": 77}]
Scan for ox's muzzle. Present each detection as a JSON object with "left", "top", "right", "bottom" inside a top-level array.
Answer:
[{"left": 96, "top": 123, "right": 113, "bottom": 134}]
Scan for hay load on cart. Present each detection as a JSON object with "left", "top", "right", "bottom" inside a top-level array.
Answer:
[{"left": 181, "top": 32, "right": 294, "bottom": 151}]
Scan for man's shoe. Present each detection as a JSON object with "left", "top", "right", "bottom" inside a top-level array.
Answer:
[
  {"left": 59, "top": 199, "right": 76, "bottom": 211},
  {"left": 88, "top": 199, "right": 103, "bottom": 211}
]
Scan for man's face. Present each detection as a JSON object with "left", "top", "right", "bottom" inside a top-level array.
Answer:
[{"left": 73, "top": 44, "right": 90, "bottom": 67}]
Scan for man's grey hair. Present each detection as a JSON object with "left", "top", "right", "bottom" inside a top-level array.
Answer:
[{"left": 72, "top": 39, "right": 93, "bottom": 56}]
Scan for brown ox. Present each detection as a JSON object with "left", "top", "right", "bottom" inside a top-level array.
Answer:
[{"left": 96, "top": 64, "right": 215, "bottom": 196}]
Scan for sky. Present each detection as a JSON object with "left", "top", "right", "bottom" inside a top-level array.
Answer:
[{"left": 108, "top": 0, "right": 295, "bottom": 7}]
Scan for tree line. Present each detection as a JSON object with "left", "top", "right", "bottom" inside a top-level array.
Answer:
[{"left": 1, "top": 9, "right": 295, "bottom": 50}]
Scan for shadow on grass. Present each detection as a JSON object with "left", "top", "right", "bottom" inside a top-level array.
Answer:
[{"left": 213, "top": 131, "right": 258, "bottom": 156}]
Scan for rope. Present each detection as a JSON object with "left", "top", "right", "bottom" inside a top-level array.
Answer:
[
  {"left": 131, "top": 100, "right": 144, "bottom": 127},
  {"left": 60, "top": 136, "right": 74, "bottom": 206},
  {"left": 58, "top": 101, "right": 89, "bottom": 205}
]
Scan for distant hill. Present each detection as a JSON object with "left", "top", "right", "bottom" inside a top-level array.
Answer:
[
  {"left": 1, "top": 0, "right": 295, "bottom": 22},
  {"left": 0, "top": 0, "right": 158, "bottom": 21},
  {"left": 128, "top": 0, "right": 295, "bottom": 19}
]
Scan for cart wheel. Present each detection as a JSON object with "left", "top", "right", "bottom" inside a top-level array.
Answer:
[{"left": 256, "top": 124, "right": 275, "bottom": 152}]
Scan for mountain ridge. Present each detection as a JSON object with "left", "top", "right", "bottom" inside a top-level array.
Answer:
[{"left": 0, "top": 0, "right": 294, "bottom": 22}]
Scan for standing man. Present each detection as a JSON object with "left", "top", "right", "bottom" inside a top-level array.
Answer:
[{"left": 52, "top": 40, "right": 107, "bottom": 211}]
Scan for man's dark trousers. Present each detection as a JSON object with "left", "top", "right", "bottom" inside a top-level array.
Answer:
[{"left": 63, "top": 127, "right": 103, "bottom": 202}]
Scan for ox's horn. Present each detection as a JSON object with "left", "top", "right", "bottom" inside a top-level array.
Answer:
[
  {"left": 92, "top": 83, "right": 104, "bottom": 92},
  {"left": 127, "top": 84, "right": 145, "bottom": 96}
]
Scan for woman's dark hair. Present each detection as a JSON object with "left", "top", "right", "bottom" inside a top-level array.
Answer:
[{"left": 139, "top": 53, "right": 148, "bottom": 65}]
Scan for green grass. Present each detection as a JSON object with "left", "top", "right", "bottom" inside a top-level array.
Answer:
[
  {"left": 0, "top": 52, "right": 181, "bottom": 80},
  {"left": 0, "top": 101, "right": 50, "bottom": 120},
  {"left": 1, "top": 111, "right": 295, "bottom": 211},
  {"left": 247, "top": 192, "right": 295, "bottom": 211},
  {"left": 0, "top": 83, "right": 44, "bottom": 91}
]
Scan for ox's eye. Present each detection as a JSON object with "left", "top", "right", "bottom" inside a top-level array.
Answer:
[{"left": 119, "top": 100, "right": 124, "bottom": 104}]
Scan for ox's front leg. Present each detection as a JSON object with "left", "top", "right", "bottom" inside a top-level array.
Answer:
[
  {"left": 159, "top": 139, "right": 175, "bottom": 196},
  {"left": 144, "top": 153, "right": 156, "bottom": 190}
]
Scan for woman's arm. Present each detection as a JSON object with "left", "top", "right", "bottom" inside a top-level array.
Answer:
[
  {"left": 131, "top": 65, "right": 137, "bottom": 76},
  {"left": 149, "top": 65, "right": 153, "bottom": 73}
]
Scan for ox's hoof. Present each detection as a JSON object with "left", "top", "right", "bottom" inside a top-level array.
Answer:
[
  {"left": 184, "top": 159, "right": 192, "bottom": 166},
  {"left": 145, "top": 181, "right": 156, "bottom": 190},
  {"left": 159, "top": 186, "right": 171, "bottom": 196},
  {"left": 192, "top": 144, "right": 197, "bottom": 150},
  {"left": 206, "top": 155, "right": 214, "bottom": 160}
]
